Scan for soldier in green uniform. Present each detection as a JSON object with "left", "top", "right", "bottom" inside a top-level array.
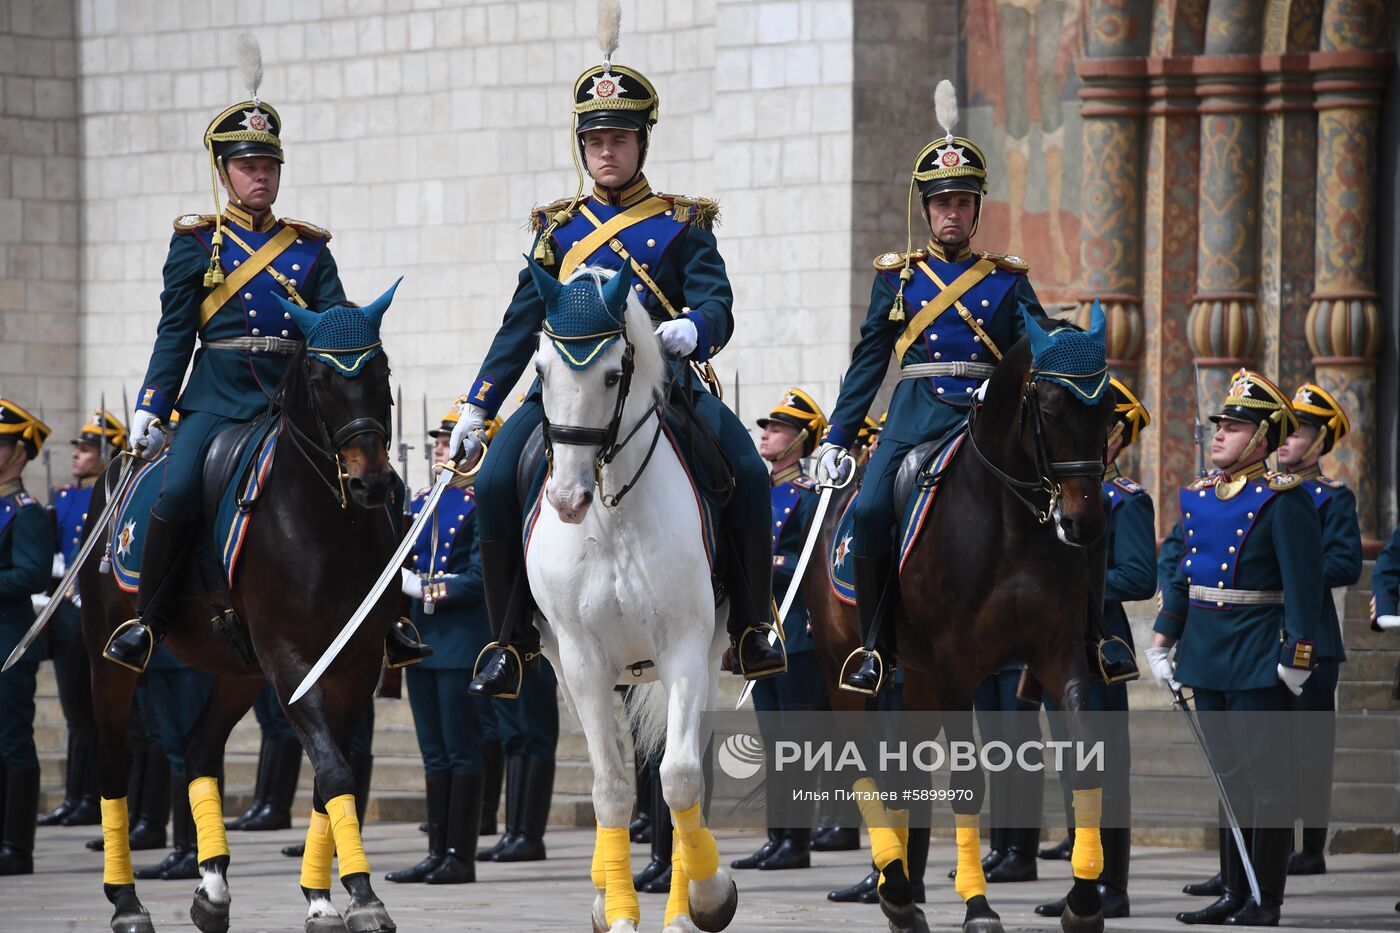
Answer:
[
  {"left": 1275, "top": 383, "right": 1361, "bottom": 876},
  {"left": 1150, "top": 369, "right": 1323, "bottom": 927},
  {"left": 0, "top": 400, "right": 54, "bottom": 875}
]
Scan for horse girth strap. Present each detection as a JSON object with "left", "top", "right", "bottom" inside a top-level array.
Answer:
[
  {"left": 894, "top": 258, "right": 999, "bottom": 362},
  {"left": 199, "top": 225, "right": 304, "bottom": 328},
  {"left": 558, "top": 198, "right": 672, "bottom": 282}
]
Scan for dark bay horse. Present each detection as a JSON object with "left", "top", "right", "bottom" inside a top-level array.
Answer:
[
  {"left": 808, "top": 310, "right": 1115, "bottom": 933},
  {"left": 79, "top": 293, "right": 403, "bottom": 933}
]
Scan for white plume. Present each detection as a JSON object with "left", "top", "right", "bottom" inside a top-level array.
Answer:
[
  {"left": 935, "top": 79, "right": 959, "bottom": 142},
  {"left": 597, "top": 0, "right": 622, "bottom": 66},
  {"left": 237, "top": 32, "right": 264, "bottom": 104}
]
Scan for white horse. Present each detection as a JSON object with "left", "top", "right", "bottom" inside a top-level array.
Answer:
[{"left": 523, "top": 262, "right": 738, "bottom": 933}]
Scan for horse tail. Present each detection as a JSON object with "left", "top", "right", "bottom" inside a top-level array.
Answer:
[{"left": 623, "top": 681, "right": 669, "bottom": 765}]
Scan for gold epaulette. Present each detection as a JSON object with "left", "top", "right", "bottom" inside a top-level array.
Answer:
[
  {"left": 173, "top": 213, "right": 216, "bottom": 233},
  {"left": 1186, "top": 475, "right": 1216, "bottom": 491},
  {"left": 794, "top": 475, "right": 816, "bottom": 490},
  {"left": 1267, "top": 470, "right": 1302, "bottom": 492},
  {"left": 528, "top": 197, "right": 579, "bottom": 233},
  {"left": 280, "top": 218, "right": 331, "bottom": 240},
  {"left": 659, "top": 194, "right": 721, "bottom": 229},
  {"left": 978, "top": 251, "right": 1029, "bottom": 273},
  {"left": 873, "top": 248, "right": 927, "bottom": 272}
]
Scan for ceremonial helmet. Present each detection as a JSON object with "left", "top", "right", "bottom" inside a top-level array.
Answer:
[
  {"left": 1209, "top": 368, "right": 1298, "bottom": 454},
  {"left": 1290, "top": 382, "right": 1349, "bottom": 459},
  {"left": 0, "top": 399, "right": 52, "bottom": 460},
  {"left": 573, "top": 2, "right": 658, "bottom": 169},
  {"left": 1108, "top": 378, "right": 1151, "bottom": 450},
  {"left": 72, "top": 408, "right": 128, "bottom": 455},
  {"left": 758, "top": 389, "right": 827, "bottom": 459}
]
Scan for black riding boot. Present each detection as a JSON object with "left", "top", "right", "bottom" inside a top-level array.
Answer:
[
  {"left": 227, "top": 734, "right": 274, "bottom": 831},
  {"left": 425, "top": 773, "right": 482, "bottom": 884},
  {"left": 1288, "top": 826, "right": 1327, "bottom": 876},
  {"left": 387, "top": 771, "right": 450, "bottom": 883},
  {"left": 1178, "top": 828, "right": 1248, "bottom": 924},
  {"left": 986, "top": 826, "right": 1038, "bottom": 883},
  {"left": 635, "top": 764, "right": 668, "bottom": 888},
  {"left": 840, "top": 553, "right": 895, "bottom": 695},
  {"left": 479, "top": 756, "right": 523, "bottom": 861},
  {"left": 1224, "top": 827, "right": 1289, "bottom": 926},
  {"left": 1185, "top": 825, "right": 1230, "bottom": 896},
  {"left": 495, "top": 758, "right": 551, "bottom": 862},
  {"left": 129, "top": 744, "right": 169, "bottom": 851},
  {"left": 351, "top": 752, "right": 374, "bottom": 825},
  {"left": 759, "top": 828, "right": 812, "bottom": 871},
  {"left": 479, "top": 739, "right": 503, "bottom": 837},
  {"left": 139, "top": 771, "right": 199, "bottom": 880},
  {"left": 630, "top": 750, "right": 654, "bottom": 844},
  {"left": 1100, "top": 825, "right": 1132, "bottom": 918},
  {"left": 723, "top": 528, "right": 786, "bottom": 680},
  {"left": 384, "top": 618, "right": 432, "bottom": 668},
  {"left": 468, "top": 538, "right": 541, "bottom": 699},
  {"left": 242, "top": 735, "right": 300, "bottom": 831},
  {"left": 103, "top": 515, "right": 193, "bottom": 673},
  {"left": 732, "top": 829, "right": 782, "bottom": 870},
  {"left": 0, "top": 767, "right": 39, "bottom": 875},
  {"left": 38, "top": 733, "right": 79, "bottom": 827}
]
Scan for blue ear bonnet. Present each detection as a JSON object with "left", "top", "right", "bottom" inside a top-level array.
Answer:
[
  {"left": 1021, "top": 300, "right": 1109, "bottom": 403},
  {"left": 275, "top": 278, "right": 399, "bottom": 376},
  {"left": 528, "top": 258, "right": 634, "bottom": 371}
]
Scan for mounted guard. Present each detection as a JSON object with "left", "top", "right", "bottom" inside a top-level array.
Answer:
[{"left": 450, "top": 1, "right": 784, "bottom": 699}]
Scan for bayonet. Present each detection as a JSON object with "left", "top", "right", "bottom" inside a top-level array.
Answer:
[
  {"left": 38, "top": 402, "right": 52, "bottom": 500},
  {"left": 395, "top": 385, "right": 411, "bottom": 514},
  {"left": 99, "top": 392, "right": 110, "bottom": 466}
]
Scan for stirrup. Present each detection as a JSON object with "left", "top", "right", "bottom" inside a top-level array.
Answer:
[
  {"left": 1091, "top": 635, "right": 1140, "bottom": 686},
  {"left": 838, "top": 647, "right": 885, "bottom": 697},
  {"left": 103, "top": 619, "right": 155, "bottom": 674},
  {"left": 384, "top": 618, "right": 431, "bottom": 670},
  {"left": 470, "top": 642, "right": 538, "bottom": 700},
  {"left": 735, "top": 625, "right": 787, "bottom": 681}
]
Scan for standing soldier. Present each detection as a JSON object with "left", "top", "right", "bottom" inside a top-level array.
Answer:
[
  {"left": 0, "top": 400, "right": 54, "bottom": 875},
  {"left": 385, "top": 402, "right": 496, "bottom": 886},
  {"left": 732, "top": 390, "right": 828, "bottom": 873},
  {"left": 35, "top": 409, "right": 125, "bottom": 828},
  {"left": 450, "top": 5, "right": 785, "bottom": 701},
  {"left": 1036, "top": 377, "right": 1155, "bottom": 919},
  {"left": 1275, "top": 384, "right": 1361, "bottom": 876},
  {"left": 1149, "top": 370, "right": 1323, "bottom": 927},
  {"left": 815, "top": 80, "right": 1049, "bottom": 693},
  {"left": 102, "top": 37, "right": 423, "bottom": 672},
  {"left": 1372, "top": 524, "right": 1400, "bottom": 916}
]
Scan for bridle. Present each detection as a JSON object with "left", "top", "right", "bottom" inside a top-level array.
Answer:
[
  {"left": 966, "top": 370, "right": 1107, "bottom": 525},
  {"left": 278, "top": 345, "right": 389, "bottom": 509},
  {"left": 539, "top": 319, "right": 675, "bottom": 509}
]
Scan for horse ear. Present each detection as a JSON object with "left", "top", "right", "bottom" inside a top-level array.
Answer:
[
  {"left": 275, "top": 293, "right": 320, "bottom": 338},
  {"left": 524, "top": 255, "right": 564, "bottom": 308},
  {"left": 603, "top": 264, "right": 633, "bottom": 319},
  {"left": 1087, "top": 298, "right": 1106, "bottom": 343},
  {"left": 360, "top": 277, "right": 402, "bottom": 331},
  {"left": 1021, "top": 307, "right": 1050, "bottom": 358}
]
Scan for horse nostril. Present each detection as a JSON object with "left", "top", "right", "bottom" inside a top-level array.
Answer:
[{"left": 579, "top": 490, "right": 593, "bottom": 506}]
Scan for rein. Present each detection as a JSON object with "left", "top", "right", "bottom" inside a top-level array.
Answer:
[{"left": 966, "top": 374, "right": 1105, "bottom": 524}]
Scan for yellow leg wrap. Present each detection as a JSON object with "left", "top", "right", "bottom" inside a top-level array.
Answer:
[
  {"left": 954, "top": 813, "right": 987, "bottom": 901},
  {"left": 664, "top": 830, "right": 690, "bottom": 927},
  {"left": 598, "top": 825, "right": 640, "bottom": 926},
  {"left": 877, "top": 808, "right": 910, "bottom": 887},
  {"left": 100, "top": 797, "right": 134, "bottom": 886},
  {"left": 853, "top": 779, "right": 903, "bottom": 872},
  {"left": 300, "top": 809, "right": 336, "bottom": 891},
  {"left": 188, "top": 776, "right": 230, "bottom": 864},
  {"left": 1070, "top": 788, "right": 1104, "bottom": 880},
  {"left": 672, "top": 802, "right": 719, "bottom": 882},
  {"left": 325, "top": 793, "right": 371, "bottom": 877},
  {"left": 591, "top": 823, "right": 607, "bottom": 890}
]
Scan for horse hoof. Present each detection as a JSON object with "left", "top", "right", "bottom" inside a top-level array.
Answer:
[
  {"left": 884, "top": 905, "right": 931, "bottom": 933},
  {"left": 964, "top": 919, "right": 1005, "bottom": 933},
  {"left": 307, "top": 915, "right": 351, "bottom": 933},
  {"left": 961, "top": 894, "right": 1005, "bottom": 933},
  {"left": 688, "top": 877, "right": 738, "bottom": 932},
  {"left": 1060, "top": 908, "right": 1104, "bottom": 933},
  {"left": 664, "top": 917, "right": 701, "bottom": 933},
  {"left": 345, "top": 901, "right": 397, "bottom": 933},
  {"left": 190, "top": 888, "right": 231, "bottom": 933},
  {"left": 111, "top": 910, "right": 156, "bottom": 933}
]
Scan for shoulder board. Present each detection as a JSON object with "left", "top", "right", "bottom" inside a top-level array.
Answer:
[
  {"left": 280, "top": 218, "right": 331, "bottom": 240},
  {"left": 657, "top": 193, "right": 720, "bottom": 229},
  {"left": 874, "top": 248, "right": 927, "bottom": 272},
  {"left": 11, "top": 492, "right": 36, "bottom": 507},
  {"left": 1186, "top": 475, "right": 1216, "bottom": 491},
  {"left": 1112, "top": 476, "right": 1144, "bottom": 496},
  {"left": 528, "top": 196, "right": 580, "bottom": 233},
  {"left": 794, "top": 476, "right": 816, "bottom": 490},
  {"left": 413, "top": 486, "right": 432, "bottom": 500},
  {"left": 173, "top": 213, "right": 216, "bottom": 233},
  {"left": 1267, "top": 471, "right": 1302, "bottom": 491},
  {"left": 1315, "top": 475, "right": 1345, "bottom": 489},
  {"left": 978, "top": 251, "right": 1029, "bottom": 273}
]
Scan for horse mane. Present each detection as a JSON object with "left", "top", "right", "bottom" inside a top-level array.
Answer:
[{"left": 562, "top": 265, "right": 667, "bottom": 406}]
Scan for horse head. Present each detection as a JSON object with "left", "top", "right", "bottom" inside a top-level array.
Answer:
[
  {"left": 275, "top": 280, "right": 399, "bottom": 508},
  {"left": 527, "top": 259, "right": 665, "bottom": 524},
  {"left": 980, "top": 301, "right": 1113, "bottom": 546}
]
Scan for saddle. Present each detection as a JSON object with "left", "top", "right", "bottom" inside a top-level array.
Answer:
[{"left": 891, "top": 422, "right": 967, "bottom": 519}]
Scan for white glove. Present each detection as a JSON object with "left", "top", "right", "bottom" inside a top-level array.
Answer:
[
  {"left": 51, "top": 553, "right": 65, "bottom": 578},
  {"left": 30, "top": 593, "right": 51, "bottom": 614},
  {"left": 816, "top": 443, "right": 853, "bottom": 487},
  {"left": 1145, "top": 645, "right": 1180, "bottom": 693},
  {"left": 69, "top": 592, "right": 81, "bottom": 609},
  {"left": 1377, "top": 615, "right": 1400, "bottom": 631},
  {"left": 447, "top": 402, "right": 488, "bottom": 469},
  {"left": 1277, "top": 663, "right": 1311, "bottom": 697},
  {"left": 130, "top": 411, "right": 167, "bottom": 460},
  {"left": 654, "top": 318, "right": 698, "bottom": 357},
  {"left": 400, "top": 568, "right": 423, "bottom": 600},
  {"left": 972, "top": 379, "right": 990, "bottom": 402}
]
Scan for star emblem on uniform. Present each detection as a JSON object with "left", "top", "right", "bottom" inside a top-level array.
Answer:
[
  {"left": 240, "top": 107, "right": 273, "bottom": 133},
  {"left": 934, "top": 143, "right": 966, "bottom": 168},
  {"left": 589, "top": 71, "right": 626, "bottom": 100},
  {"left": 835, "top": 533, "right": 852, "bottom": 568},
  {"left": 117, "top": 519, "right": 136, "bottom": 558}
]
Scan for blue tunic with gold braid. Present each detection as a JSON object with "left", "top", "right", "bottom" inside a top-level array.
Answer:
[
  {"left": 1101, "top": 467, "right": 1158, "bottom": 646},
  {"left": 0, "top": 482, "right": 53, "bottom": 768}
]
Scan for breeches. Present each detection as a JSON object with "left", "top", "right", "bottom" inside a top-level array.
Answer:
[
  {"left": 154, "top": 410, "right": 243, "bottom": 520},
  {"left": 406, "top": 666, "right": 484, "bottom": 775}
]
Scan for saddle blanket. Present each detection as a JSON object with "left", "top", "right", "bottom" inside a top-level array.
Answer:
[
  {"left": 829, "top": 434, "right": 964, "bottom": 606},
  {"left": 112, "top": 424, "right": 281, "bottom": 593}
]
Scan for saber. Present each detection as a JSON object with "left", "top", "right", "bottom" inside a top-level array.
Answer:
[
  {"left": 4, "top": 452, "right": 139, "bottom": 671},
  {"left": 1172, "top": 687, "right": 1262, "bottom": 905},
  {"left": 736, "top": 467, "right": 854, "bottom": 710},
  {"left": 291, "top": 456, "right": 480, "bottom": 704}
]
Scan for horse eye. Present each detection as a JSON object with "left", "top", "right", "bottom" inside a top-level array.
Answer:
[{"left": 604, "top": 370, "right": 622, "bottom": 388}]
